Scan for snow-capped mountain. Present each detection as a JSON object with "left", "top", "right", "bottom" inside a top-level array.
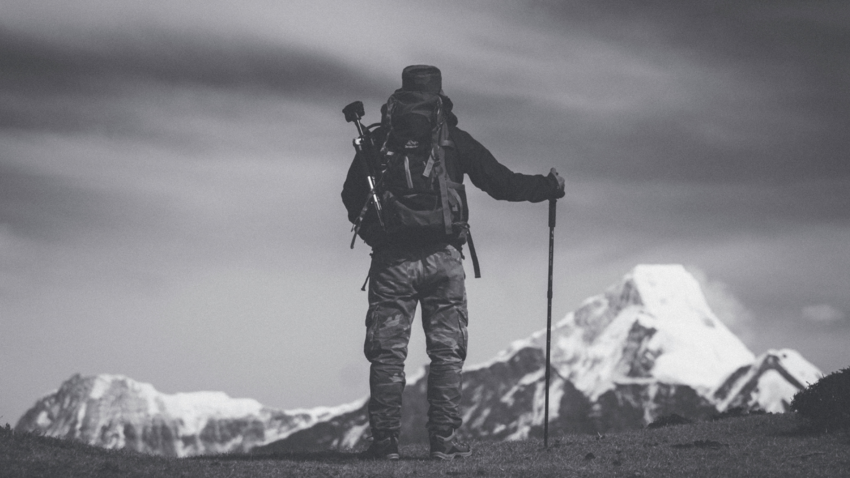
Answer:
[
  {"left": 14, "top": 373, "right": 366, "bottom": 457},
  {"left": 713, "top": 348, "right": 822, "bottom": 413},
  {"left": 257, "top": 264, "right": 822, "bottom": 451},
  {"left": 16, "top": 264, "right": 823, "bottom": 456},
  {"left": 538, "top": 263, "right": 757, "bottom": 398}
]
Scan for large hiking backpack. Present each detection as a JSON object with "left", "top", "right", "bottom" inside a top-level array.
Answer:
[
  {"left": 356, "top": 89, "right": 480, "bottom": 277},
  {"left": 378, "top": 90, "right": 469, "bottom": 239}
]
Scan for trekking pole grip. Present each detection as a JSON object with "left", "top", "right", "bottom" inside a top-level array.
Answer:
[{"left": 549, "top": 199, "right": 556, "bottom": 229}]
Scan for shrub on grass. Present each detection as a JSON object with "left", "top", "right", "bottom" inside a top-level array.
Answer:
[
  {"left": 710, "top": 406, "right": 766, "bottom": 421},
  {"left": 647, "top": 413, "right": 693, "bottom": 429},
  {"left": 790, "top": 367, "right": 850, "bottom": 432}
]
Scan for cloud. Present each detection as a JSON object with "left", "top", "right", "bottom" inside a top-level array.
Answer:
[
  {"left": 0, "top": 159, "right": 137, "bottom": 242},
  {"left": 495, "top": 0, "right": 850, "bottom": 184},
  {"left": 0, "top": 25, "right": 385, "bottom": 138},
  {"left": 5, "top": 0, "right": 848, "bottom": 187},
  {"left": 686, "top": 266, "right": 755, "bottom": 343},
  {"left": 802, "top": 304, "right": 846, "bottom": 324}
]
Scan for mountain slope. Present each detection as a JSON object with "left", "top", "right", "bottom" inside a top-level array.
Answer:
[
  {"left": 713, "top": 348, "right": 823, "bottom": 413},
  {"left": 14, "top": 374, "right": 365, "bottom": 457}
]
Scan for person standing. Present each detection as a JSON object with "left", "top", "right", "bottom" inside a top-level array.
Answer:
[{"left": 341, "top": 65, "right": 565, "bottom": 460}]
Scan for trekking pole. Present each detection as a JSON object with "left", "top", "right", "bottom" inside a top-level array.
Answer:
[{"left": 544, "top": 198, "right": 556, "bottom": 448}]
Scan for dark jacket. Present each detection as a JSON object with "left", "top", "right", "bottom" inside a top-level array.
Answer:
[{"left": 342, "top": 111, "right": 563, "bottom": 250}]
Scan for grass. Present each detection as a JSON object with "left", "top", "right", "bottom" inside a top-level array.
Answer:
[{"left": 2, "top": 414, "right": 848, "bottom": 477}]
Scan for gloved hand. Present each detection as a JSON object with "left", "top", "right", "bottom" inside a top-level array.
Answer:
[{"left": 549, "top": 168, "right": 565, "bottom": 198}]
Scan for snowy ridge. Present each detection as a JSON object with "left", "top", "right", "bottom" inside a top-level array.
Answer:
[
  {"left": 17, "top": 373, "right": 368, "bottom": 457},
  {"left": 89, "top": 374, "right": 264, "bottom": 436},
  {"left": 283, "top": 396, "right": 370, "bottom": 422},
  {"left": 464, "top": 335, "right": 538, "bottom": 373},
  {"left": 713, "top": 349, "right": 822, "bottom": 413}
]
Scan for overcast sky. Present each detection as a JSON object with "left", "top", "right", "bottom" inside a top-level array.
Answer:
[{"left": 2, "top": 0, "right": 848, "bottom": 425}]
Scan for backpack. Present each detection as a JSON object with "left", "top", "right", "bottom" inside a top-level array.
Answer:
[
  {"left": 357, "top": 90, "right": 481, "bottom": 277},
  {"left": 380, "top": 91, "right": 467, "bottom": 235}
]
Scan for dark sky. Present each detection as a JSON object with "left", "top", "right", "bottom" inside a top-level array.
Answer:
[{"left": 1, "top": 0, "right": 848, "bottom": 424}]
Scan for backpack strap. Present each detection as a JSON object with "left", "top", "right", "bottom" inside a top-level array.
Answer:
[
  {"left": 434, "top": 121, "right": 454, "bottom": 236},
  {"left": 465, "top": 225, "right": 481, "bottom": 279},
  {"left": 435, "top": 115, "right": 481, "bottom": 278},
  {"left": 436, "top": 162, "right": 453, "bottom": 236}
]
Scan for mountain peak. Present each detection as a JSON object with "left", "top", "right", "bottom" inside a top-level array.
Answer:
[
  {"left": 539, "top": 264, "right": 756, "bottom": 399},
  {"left": 714, "top": 348, "right": 823, "bottom": 413},
  {"left": 630, "top": 264, "right": 713, "bottom": 317}
]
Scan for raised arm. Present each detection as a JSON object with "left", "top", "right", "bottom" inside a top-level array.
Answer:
[{"left": 452, "top": 127, "right": 564, "bottom": 203}]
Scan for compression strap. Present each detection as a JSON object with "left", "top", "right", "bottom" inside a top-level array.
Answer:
[{"left": 435, "top": 123, "right": 454, "bottom": 236}]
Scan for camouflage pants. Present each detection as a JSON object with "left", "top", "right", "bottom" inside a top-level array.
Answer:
[{"left": 364, "top": 243, "right": 468, "bottom": 436}]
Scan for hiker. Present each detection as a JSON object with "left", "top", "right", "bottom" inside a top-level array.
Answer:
[{"left": 341, "top": 65, "right": 565, "bottom": 460}]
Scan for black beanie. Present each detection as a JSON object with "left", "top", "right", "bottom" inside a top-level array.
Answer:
[{"left": 401, "top": 65, "right": 442, "bottom": 94}]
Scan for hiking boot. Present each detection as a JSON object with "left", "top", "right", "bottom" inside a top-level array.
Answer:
[
  {"left": 360, "top": 434, "right": 400, "bottom": 460},
  {"left": 430, "top": 429, "right": 471, "bottom": 460}
]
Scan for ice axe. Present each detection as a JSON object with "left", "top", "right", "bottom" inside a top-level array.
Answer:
[{"left": 543, "top": 198, "right": 556, "bottom": 448}]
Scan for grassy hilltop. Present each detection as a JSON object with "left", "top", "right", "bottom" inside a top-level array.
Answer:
[{"left": 2, "top": 413, "right": 847, "bottom": 477}]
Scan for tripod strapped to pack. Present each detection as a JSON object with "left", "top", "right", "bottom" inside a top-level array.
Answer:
[
  {"left": 343, "top": 100, "right": 385, "bottom": 248},
  {"left": 342, "top": 93, "right": 481, "bottom": 280}
]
